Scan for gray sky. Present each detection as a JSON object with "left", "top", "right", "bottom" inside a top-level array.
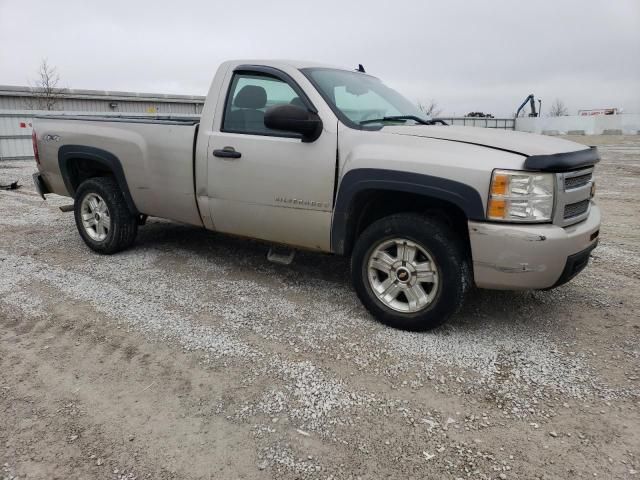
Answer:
[{"left": 1, "top": 0, "right": 639, "bottom": 116}]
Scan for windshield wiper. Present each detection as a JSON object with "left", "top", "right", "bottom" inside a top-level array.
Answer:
[{"left": 359, "top": 115, "right": 433, "bottom": 126}]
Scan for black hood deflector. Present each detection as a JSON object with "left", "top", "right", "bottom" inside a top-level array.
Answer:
[{"left": 523, "top": 146, "right": 600, "bottom": 172}]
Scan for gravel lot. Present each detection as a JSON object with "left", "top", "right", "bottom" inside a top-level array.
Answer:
[{"left": 1, "top": 135, "right": 639, "bottom": 480}]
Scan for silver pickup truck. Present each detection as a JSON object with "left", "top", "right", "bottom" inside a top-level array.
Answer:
[{"left": 32, "top": 59, "right": 600, "bottom": 330}]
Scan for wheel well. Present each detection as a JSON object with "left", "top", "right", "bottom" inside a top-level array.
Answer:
[
  {"left": 58, "top": 145, "right": 138, "bottom": 215},
  {"left": 343, "top": 190, "right": 471, "bottom": 256},
  {"left": 65, "top": 157, "right": 115, "bottom": 193}
]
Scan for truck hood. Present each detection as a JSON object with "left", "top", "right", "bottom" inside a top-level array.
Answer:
[{"left": 382, "top": 125, "right": 588, "bottom": 157}]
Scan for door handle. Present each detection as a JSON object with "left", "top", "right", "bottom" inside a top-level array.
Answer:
[{"left": 213, "top": 146, "right": 241, "bottom": 159}]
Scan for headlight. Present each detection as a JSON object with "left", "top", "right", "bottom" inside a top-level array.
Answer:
[{"left": 487, "top": 169, "right": 554, "bottom": 222}]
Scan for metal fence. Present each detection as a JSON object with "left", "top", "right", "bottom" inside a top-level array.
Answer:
[
  {"left": 0, "top": 110, "right": 200, "bottom": 161},
  {"left": 436, "top": 117, "right": 515, "bottom": 129}
]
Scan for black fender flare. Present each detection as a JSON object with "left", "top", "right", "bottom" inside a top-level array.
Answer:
[
  {"left": 58, "top": 145, "right": 139, "bottom": 214},
  {"left": 331, "top": 168, "right": 485, "bottom": 255}
]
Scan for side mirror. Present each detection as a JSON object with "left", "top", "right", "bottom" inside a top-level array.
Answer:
[{"left": 264, "top": 104, "right": 323, "bottom": 142}]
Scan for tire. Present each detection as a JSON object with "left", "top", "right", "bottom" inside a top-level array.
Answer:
[
  {"left": 351, "top": 213, "right": 470, "bottom": 331},
  {"left": 73, "top": 177, "right": 138, "bottom": 254}
]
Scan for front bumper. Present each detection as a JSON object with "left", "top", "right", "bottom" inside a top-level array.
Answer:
[
  {"left": 468, "top": 203, "right": 601, "bottom": 290},
  {"left": 32, "top": 173, "right": 50, "bottom": 199}
]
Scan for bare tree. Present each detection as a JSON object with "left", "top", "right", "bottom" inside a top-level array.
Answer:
[
  {"left": 549, "top": 98, "right": 568, "bottom": 117},
  {"left": 418, "top": 99, "right": 443, "bottom": 118},
  {"left": 25, "top": 59, "right": 62, "bottom": 110}
]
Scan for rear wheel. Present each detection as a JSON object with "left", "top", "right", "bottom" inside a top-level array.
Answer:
[
  {"left": 351, "top": 213, "right": 470, "bottom": 331},
  {"left": 74, "top": 177, "right": 138, "bottom": 254}
]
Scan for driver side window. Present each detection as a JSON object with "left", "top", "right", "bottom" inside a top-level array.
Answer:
[{"left": 223, "top": 73, "right": 300, "bottom": 135}]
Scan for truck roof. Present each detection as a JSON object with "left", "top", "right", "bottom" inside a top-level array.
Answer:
[{"left": 226, "top": 59, "right": 350, "bottom": 71}]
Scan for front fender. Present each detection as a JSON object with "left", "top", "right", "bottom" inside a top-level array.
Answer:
[{"left": 331, "top": 168, "right": 485, "bottom": 255}]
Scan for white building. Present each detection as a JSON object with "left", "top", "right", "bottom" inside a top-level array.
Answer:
[
  {"left": 0, "top": 85, "right": 205, "bottom": 160},
  {"left": 0, "top": 85, "right": 205, "bottom": 114}
]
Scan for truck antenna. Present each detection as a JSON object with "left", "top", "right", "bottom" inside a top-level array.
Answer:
[{"left": 356, "top": 64, "right": 366, "bottom": 73}]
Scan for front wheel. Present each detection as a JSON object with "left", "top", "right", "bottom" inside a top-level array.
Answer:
[{"left": 351, "top": 213, "right": 470, "bottom": 331}]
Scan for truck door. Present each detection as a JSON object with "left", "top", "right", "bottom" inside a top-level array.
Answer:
[{"left": 206, "top": 67, "right": 336, "bottom": 251}]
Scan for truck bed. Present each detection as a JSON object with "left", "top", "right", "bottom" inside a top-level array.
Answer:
[{"left": 34, "top": 115, "right": 204, "bottom": 227}]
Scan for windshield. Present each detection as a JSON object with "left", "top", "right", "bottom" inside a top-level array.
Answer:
[{"left": 302, "top": 68, "right": 426, "bottom": 128}]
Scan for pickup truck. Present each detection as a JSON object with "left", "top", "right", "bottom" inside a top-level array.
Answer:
[{"left": 32, "top": 59, "right": 601, "bottom": 331}]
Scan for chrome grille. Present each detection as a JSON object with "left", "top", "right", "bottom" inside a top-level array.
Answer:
[
  {"left": 564, "top": 199, "right": 590, "bottom": 219},
  {"left": 553, "top": 167, "right": 594, "bottom": 227},
  {"left": 564, "top": 173, "right": 592, "bottom": 190}
]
